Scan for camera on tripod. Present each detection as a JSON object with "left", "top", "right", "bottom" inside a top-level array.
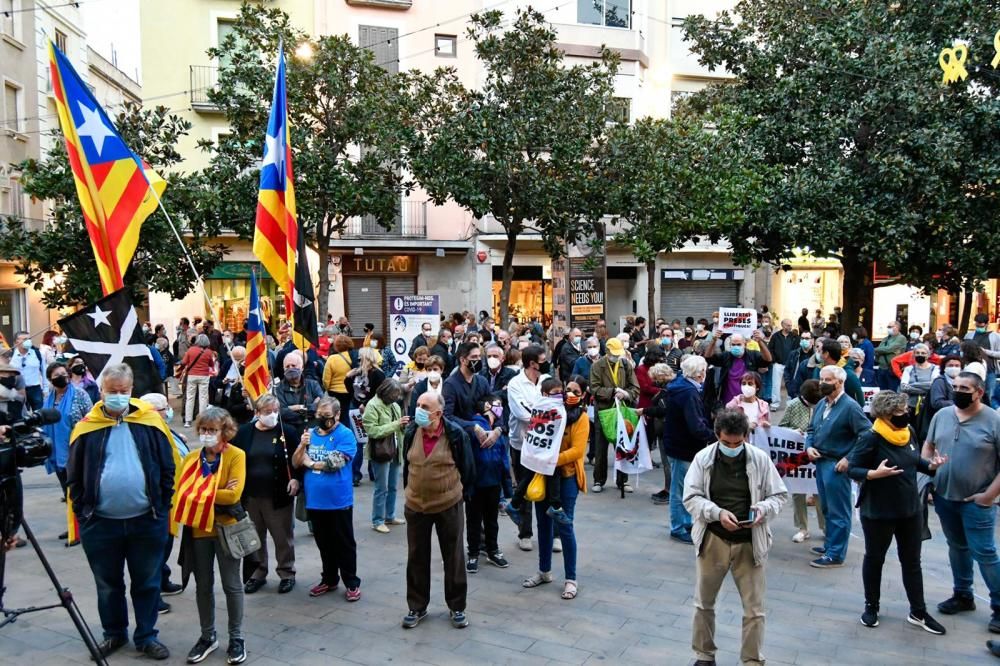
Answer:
[{"left": 0, "top": 408, "right": 60, "bottom": 541}]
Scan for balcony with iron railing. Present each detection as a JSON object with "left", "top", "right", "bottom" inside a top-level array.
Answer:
[
  {"left": 339, "top": 200, "right": 427, "bottom": 239},
  {"left": 190, "top": 65, "right": 220, "bottom": 111}
]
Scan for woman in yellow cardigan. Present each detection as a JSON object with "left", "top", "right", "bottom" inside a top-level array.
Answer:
[
  {"left": 522, "top": 375, "right": 590, "bottom": 601},
  {"left": 174, "top": 407, "right": 247, "bottom": 665}
]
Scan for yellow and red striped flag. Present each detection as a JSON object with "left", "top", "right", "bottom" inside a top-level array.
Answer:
[
  {"left": 244, "top": 270, "right": 271, "bottom": 402},
  {"left": 48, "top": 41, "right": 166, "bottom": 295},
  {"left": 253, "top": 47, "right": 297, "bottom": 323},
  {"left": 173, "top": 451, "right": 221, "bottom": 533}
]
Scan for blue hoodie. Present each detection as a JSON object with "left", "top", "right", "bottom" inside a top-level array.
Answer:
[
  {"left": 660, "top": 375, "right": 716, "bottom": 463},
  {"left": 471, "top": 414, "right": 513, "bottom": 494}
]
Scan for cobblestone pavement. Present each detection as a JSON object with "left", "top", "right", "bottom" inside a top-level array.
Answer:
[{"left": 3, "top": 423, "right": 1000, "bottom": 665}]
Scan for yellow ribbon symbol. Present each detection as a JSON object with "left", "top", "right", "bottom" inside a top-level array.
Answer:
[
  {"left": 939, "top": 44, "right": 969, "bottom": 84},
  {"left": 992, "top": 30, "right": 1000, "bottom": 69}
]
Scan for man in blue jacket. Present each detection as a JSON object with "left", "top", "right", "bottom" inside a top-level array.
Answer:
[
  {"left": 805, "top": 365, "right": 871, "bottom": 568},
  {"left": 660, "top": 355, "right": 716, "bottom": 544}
]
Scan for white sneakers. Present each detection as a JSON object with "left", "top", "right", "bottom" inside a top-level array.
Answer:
[
  {"left": 623, "top": 484, "right": 634, "bottom": 493},
  {"left": 592, "top": 484, "right": 603, "bottom": 493},
  {"left": 792, "top": 530, "right": 809, "bottom": 543},
  {"left": 373, "top": 524, "right": 390, "bottom": 534},
  {"left": 518, "top": 538, "right": 534, "bottom": 552},
  {"left": 553, "top": 538, "right": 562, "bottom": 553}
]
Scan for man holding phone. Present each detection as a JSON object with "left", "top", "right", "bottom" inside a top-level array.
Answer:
[{"left": 683, "top": 409, "right": 788, "bottom": 666}]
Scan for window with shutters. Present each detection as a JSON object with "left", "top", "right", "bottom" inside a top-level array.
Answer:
[
  {"left": 3, "top": 81, "right": 22, "bottom": 132},
  {"left": 660, "top": 280, "right": 740, "bottom": 325},
  {"left": 55, "top": 28, "right": 67, "bottom": 53},
  {"left": 359, "top": 25, "right": 399, "bottom": 74}
]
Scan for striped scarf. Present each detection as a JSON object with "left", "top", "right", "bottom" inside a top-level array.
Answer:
[{"left": 173, "top": 448, "right": 224, "bottom": 532}]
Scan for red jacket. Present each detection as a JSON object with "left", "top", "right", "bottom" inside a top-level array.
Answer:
[
  {"left": 636, "top": 364, "right": 659, "bottom": 409},
  {"left": 891, "top": 350, "right": 941, "bottom": 379}
]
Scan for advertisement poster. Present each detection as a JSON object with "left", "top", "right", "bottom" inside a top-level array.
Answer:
[
  {"left": 389, "top": 294, "right": 440, "bottom": 373},
  {"left": 566, "top": 226, "right": 606, "bottom": 334}
]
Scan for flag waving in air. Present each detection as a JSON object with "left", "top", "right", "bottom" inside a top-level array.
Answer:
[
  {"left": 48, "top": 41, "right": 166, "bottom": 296},
  {"left": 244, "top": 270, "right": 271, "bottom": 401},
  {"left": 253, "top": 46, "right": 298, "bottom": 326}
]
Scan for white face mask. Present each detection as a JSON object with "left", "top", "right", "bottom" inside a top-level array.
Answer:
[
  {"left": 427, "top": 371, "right": 442, "bottom": 383},
  {"left": 944, "top": 366, "right": 961, "bottom": 379},
  {"left": 487, "top": 357, "right": 501, "bottom": 370},
  {"left": 259, "top": 412, "right": 279, "bottom": 428},
  {"left": 586, "top": 347, "right": 599, "bottom": 358},
  {"left": 696, "top": 324, "right": 704, "bottom": 332},
  {"left": 199, "top": 433, "right": 219, "bottom": 447},
  {"left": 740, "top": 384, "right": 756, "bottom": 398}
]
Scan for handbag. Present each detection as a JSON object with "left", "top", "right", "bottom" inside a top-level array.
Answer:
[
  {"left": 370, "top": 434, "right": 397, "bottom": 463},
  {"left": 215, "top": 503, "right": 261, "bottom": 559}
]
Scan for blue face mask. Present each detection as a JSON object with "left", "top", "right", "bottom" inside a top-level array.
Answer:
[
  {"left": 21, "top": 339, "right": 32, "bottom": 350},
  {"left": 414, "top": 407, "right": 432, "bottom": 428},
  {"left": 165, "top": 407, "right": 174, "bottom": 422},
  {"left": 977, "top": 326, "right": 987, "bottom": 334},
  {"left": 730, "top": 345, "right": 745, "bottom": 358},
  {"left": 104, "top": 393, "right": 130, "bottom": 412},
  {"left": 800, "top": 339, "right": 811, "bottom": 350},
  {"left": 661, "top": 337, "right": 672, "bottom": 347},
  {"left": 719, "top": 443, "right": 744, "bottom": 457}
]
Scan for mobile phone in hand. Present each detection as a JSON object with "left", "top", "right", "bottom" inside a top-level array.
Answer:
[{"left": 737, "top": 509, "right": 758, "bottom": 527}]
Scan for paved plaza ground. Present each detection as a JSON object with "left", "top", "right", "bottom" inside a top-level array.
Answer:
[{"left": 3, "top": 423, "right": 1000, "bottom": 665}]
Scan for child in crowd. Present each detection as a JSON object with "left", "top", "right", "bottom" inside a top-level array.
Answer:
[
  {"left": 725, "top": 371, "right": 771, "bottom": 431},
  {"left": 464, "top": 394, "right": 513, "bottom": 573}
]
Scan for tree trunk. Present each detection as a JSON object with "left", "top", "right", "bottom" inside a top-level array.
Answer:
[
  {"left": 645, "top": 259, "right": 657, "bottom": 323},
  {"left": 840, "top": 252, "right": 874, "bottom": 335},
  {"left": 959, "top": 288, "right": 974, "bottom": 336},
  {"left": 316, "top": 225, "right": 331, "bottom": 325},
  {"left": 499, "top": 225, "right": 518, "bottom": 328}
]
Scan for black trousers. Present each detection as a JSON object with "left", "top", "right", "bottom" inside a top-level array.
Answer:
[
  {"left": 860, "top": 512, "right": 925, "bottom": 613},
  {"left": 465, "top": 485, "right": 501, "bottom": 557},
  {"left": 592, "top": 416, "right": 626, "bottom": 488},
  {"left": 405, "top": 501, "right": 466, "bottom": 613},
  {"left": 509, "top": 448, "right": 534, "bottom": 539},
  {"left": 309, "top": 507, "right": 360, "bottom": 589}
]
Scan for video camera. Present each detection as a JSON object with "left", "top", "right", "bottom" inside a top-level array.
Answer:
[{"left": 0, "top": 408, "right": 60, "bottom": 540}]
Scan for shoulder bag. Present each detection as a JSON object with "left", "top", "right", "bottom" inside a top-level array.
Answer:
[{"left": 214, "top": 503, "right": 261, "bottom": 559}]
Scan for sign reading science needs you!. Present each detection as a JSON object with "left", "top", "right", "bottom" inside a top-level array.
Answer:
[{"left": 552, "top": 226, "right": 606, "bottom": 332}]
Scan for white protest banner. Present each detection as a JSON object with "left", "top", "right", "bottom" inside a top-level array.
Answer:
[
  {"left": 519, "top": 395, "right": 567, "bottom": 475},
  {"left": 751, "top": 425, "right": 817, "bottom": 495},
  {"left": 614, "top": 405, "right": 653, "bottom": 476},
  {"left": 719, "top": 307, "right": 758, "bottom": 337},
  {"left": 389, "top": 294, "right": 440, "bottom": 375},
  {"left": 348, "top": 408, "right": 368, "bottom": 445},
  {"left": 861, "top": 386, "right": 880, "bottom": 414}
]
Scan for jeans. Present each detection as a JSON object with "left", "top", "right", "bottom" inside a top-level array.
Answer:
[
  {"left": 814, "top": 458, "right": 852, "bottom": 562},
  {"left": 933, "top": 495, "right": 1000, "bottom": 609},
  {"left": 24, "top": 384, "right": 43, "bottom": 411},
  {"left": 535, "top": 475, "right": 579, "bottom": 581},
  {"left": 761, "top": 368, "right": 773, "bottom": 404},
  {"left": 860, "top": 513, "right": 926, "bottom": 613},
  {"left": 160, "top": 535, "right": 174, "bottom": 588},
  {"left": 192, "top": 536, "right": 244, "bottom": 641},
  {"left": 876, "top": 368, "right": 899, "bottom": 392},
  {"left": 352, "top": 439, "right": 364, "bottom": 484},
  {"left": 989, "top": 371, "right": 1000, "bottom": 409},
  {"left": 371, "top": 459, "right": 401, "bottom": 526},
  {"left": 79, "top": 511, "right": 168, "bottom": 646},
  {"left": 667, "top": 457, "right": 692, "bottom": 537},
  {"left": 509, "top": 448, "right": 534, "bottom": 539}
]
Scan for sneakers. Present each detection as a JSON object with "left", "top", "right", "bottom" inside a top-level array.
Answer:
[
  {"left": 402, "top": 609, "right": 428, "bottom": 629},
  {"left": 486, "top": 551, "right": 509, "bottom": 568},
  {"left": 450, "top": 610, "right": 469, "bottom": 628},
  {"left": 990, "top": 640, "right": 1000, "bottom": 657},
  {"left": 345, "top": 587, "right": 361, "bottom": 602},
  {"left": 158, "top": 599, "right": 171, "bottom": 614},
  {"left": 226, "top": 639, "right": 247, "bottom": 664},
  {"left": 937, "top": 594, "right": 976, "bottom": 615},
  {"left": 517, "top": 537, "right": 533, "bottom": 552},
  {"left": 809, "top": 556, "right": 844, "bottom": 569},
  {"left": 623, "top": 483, "right": 634, "bottom": 493},
  {"left": 278, "top": 579, "right": 295, "bottom": 594},
  {"left": 186, "top": 636, "right": 218, "bottom": 664},
  {"left": 91, "top": 636, "right": 127, "bottom": 661},
  {"left": 990, "top": 610, "right": 1000, "bottom": 634},
  {"left": 466, "top": 557, "right": 479, "bottom": 574},
  {"left": 552, "top": 538, "right": 562, "bottom": 553},
  {"left": 650, "top": 490, "right": 669, "bottom": 505},
  {"left": 373, "top": 524, "right": 390, "bottom": 534},
  {"left": 387, "top": 518, "right": 406, "bottom": 525},
  {"left": 243, "top": 578, "right": 266, "bottom": 594},
  {"left": 162, "top": 580, "right": 184, "bottom": 596},
  {"left": 907, "top": 611, "right": 946, "bottom": 635},
  {"left": 546, "top": 505, "right": 572, "bottom": 525},
  {"left": 810, "top": 546, "right": 827, "bottom": 556},
  {"left": 309, "top": 581, "right": 334, "bottom": 597},
  {"left": 792, "top": 530, "right": 810, "bottom": 543},
  {"left": 140, "top": 640, "right": 170, "bottom": 661},
  {"left": 592, "top": 483, "right": 603, "bottom": 493},
  {"left": 670, "top": 532, "right": 693, "bottom": 545},
  {"left": 505, "top": 502, "right": 523, "bottom": 527},
  {"left": 860, "top": 604, "right": 879, "bottom": 628}
]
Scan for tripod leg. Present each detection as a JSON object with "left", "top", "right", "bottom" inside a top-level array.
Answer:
[{"left": 18, "top": 519, "right": 108, "bottom": 666}]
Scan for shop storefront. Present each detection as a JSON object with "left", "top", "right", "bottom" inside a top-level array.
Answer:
[
  {"left": 341, "top": 254, "right": 417, "bottom": 335},
  {"left": 204, "top": 263, "right": 283, "bottom": 332},
  {"left": 767, "top": 253, "right": 843, "bottom": 322},
  {"left": 660, "top": 268, "right": 743, "bottom": 323},
  {"left": 491, "top": 265, "right": 552, "bottom": 325}
]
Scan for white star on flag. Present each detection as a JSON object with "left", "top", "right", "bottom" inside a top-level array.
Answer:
[
  {"left": 87, "top": 305, "right": 112, "bottom": 327},
  {"left": 262, "top": 123, "right": 285, "bottom": 173},
  {"left": 71, "top": 307, "right": 152, "bottom": 383},
  {"left": 75, "top": 101, "right": 115, "bottom": 157},
  {"left": 249, "top": 305, "right": 263, "bottom": 325}
]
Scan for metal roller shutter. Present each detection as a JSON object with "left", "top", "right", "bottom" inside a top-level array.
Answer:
[
  {"left": 660, "top": 281, "right": 740, "bottom": 323},
  {"left": 346, "top": 277, "right": 384, "bottom": 334}
]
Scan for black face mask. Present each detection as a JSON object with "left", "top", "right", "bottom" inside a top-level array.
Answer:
[
  {"left": 820, "top": 383, "right": 836, "bottom": 396},
  {"left": 468, "top": 359, "right": 482, "bottom": 374},
  {"left": 71, "top": 365, "right": 87, "bottom": 376},
  {"left": 889, "top": 413, "right": 910, "bottom": 429},
  {"left": 953, "top": 391, "right": 975, "bottom": 410},
  {"left": 0, "top": 376, "right": 16, "bottom": 389},
  {"left": 320, "top": 418, "right": 336, "bottom": 431},
  {"left": 538, "top": 361, "right": 552, "bottom": 376},
  {"left": 914, "top": 356, "right": 928, "bottom": 364},
  {"left": 51, "top": 375, "right": 69, "bottom": 389}
]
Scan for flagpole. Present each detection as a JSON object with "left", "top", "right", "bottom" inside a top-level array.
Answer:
[{"left": 143, "top": 185, "right": 215, "bottom": 317}]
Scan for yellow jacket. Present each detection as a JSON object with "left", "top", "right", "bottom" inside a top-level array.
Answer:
[
  {"left": 323, "top": 351, "right": 353, "bottom": 393},
  {"left": 176, "top": 446, "right": 246, "bottom": 539},
  {"left": 557, "top": 414, "right": 590, "bottom": 492}
]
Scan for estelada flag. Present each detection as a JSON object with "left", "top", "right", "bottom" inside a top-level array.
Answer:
[{"left": 48, "top": 41, "right": 166, "bottom": 295}]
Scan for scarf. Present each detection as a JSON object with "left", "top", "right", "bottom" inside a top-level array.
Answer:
[
  {"left": 872, "top": 418, "right": 910, "bottom": 446},
  {"left": 173, "top": 449, "right": 223, "bottom": 532},
  {"left": 43, "top": 383, "right": 76, "bottom": 472}
]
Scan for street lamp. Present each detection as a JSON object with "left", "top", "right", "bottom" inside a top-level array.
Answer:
[{"left": 295, "top": 42, "right": 314, "bottom": 61}]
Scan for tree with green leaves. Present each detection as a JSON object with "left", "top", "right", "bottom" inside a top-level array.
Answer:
[
  {"left": 683, "top": 0, "right": 1000, "bottom": 332},
  {"left": 604, "top": 115, "right": 769, "bottom": 320},
  {"left": 205, "top": 2, "right": 407, "bottom": 322},
  {"left": 402, "top": 7, "right": 619, "bottom": 326},
  {"left": 0, "top": 104, "right": 224, "bottom": 308}
]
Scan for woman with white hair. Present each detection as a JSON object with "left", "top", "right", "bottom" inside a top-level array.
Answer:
[
  {"left": 848, "top": 347, "right": 876, "bottom": 385},
  {"left": 900, "top": 343, "right": 939, "bottom": 410},
  {"left": 180, "top": 334, "right": 217, "bottom": 427}
]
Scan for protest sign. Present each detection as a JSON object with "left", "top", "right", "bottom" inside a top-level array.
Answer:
[
  {"left": 751, "top": 425, "right": 817, "bottom": 494},
  {"left": 614, "top": 406, "right": 653, "bottom": 476},
  {"left": 389, "top": 294, "right": 439, "bottom": 374},
  {"left": 348, "top": 408, "right": 368, "bottom": 445},
  {"left": 861, "top": 386, "right": 880, "bottom": 414},
  {"left": 519, "top": 396, "right": 568, "bottom": 475},
  {"left": 719, "top": 307, "right": 758, "bottom": 337}
]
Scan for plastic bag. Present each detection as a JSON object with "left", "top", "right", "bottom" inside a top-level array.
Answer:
[{"left": 525, "top": 473, "right": 547, "bottom": 502}]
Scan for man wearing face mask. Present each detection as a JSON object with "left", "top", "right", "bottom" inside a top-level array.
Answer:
[
  {"left": 702, "top": 330, "right": 772, "bottom": 412},
  {"left": 443, "top": 343, "right": 498, "bottom": 451},
  {"left": 507, "top": 345, "right": 550, "bottom": 549},
  {"left": 66, "top": 364, "right": 177, "bottom": 660},
  {"left": 589, "top": 337, "right": 640, "bottom": 494},
  {"left": 804, "top": 366, "right": 871, "bottom": 569},
  {"left": 659, "top": 328, "right": 683, "bottom": 373},
  {"left": 232, "top": 394, "right": 302, "bottom": 595},
  {"left": 785, "top": 332, "right": 813, "bottom": 400},
  {"left": 558, "top": 328, "right": 584, "bottom": 382},
  {"left": 409, "top": 322, "right": 434, "bottom": 358},
  {"left": 684, "top": 409, "right": 787, "bottom": 666},
  {"left": 964, "top": 313, "right": 1000, "bottom": 408},
  {"left": 275, "top": 352, "right": 325, "bottom": 435},
  {"left": 431, "top": 328, "right": 455, "bottom": 376},
  {"left": 480, "top": 343, "right": 516, "bottom": 408},
  {"left": 874, "top": 321, "right": 907, "bottom": 392},
  {"left": 12, "top": 331, "right": 46, "bottom": 410}
]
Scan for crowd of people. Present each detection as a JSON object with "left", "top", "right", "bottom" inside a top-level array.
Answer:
[{"left": 8, "top": 304, "right": 1000, "bottom": 663}]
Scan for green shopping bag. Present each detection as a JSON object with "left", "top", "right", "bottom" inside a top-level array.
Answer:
[{"left": 597, "top": 400, "right": 639, "bottom": 442}]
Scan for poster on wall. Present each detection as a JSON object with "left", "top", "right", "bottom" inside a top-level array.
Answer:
[
  {"left": 566, "top": 226, "right": 606, "bottom": 334},
  {"left": 389, "top": 294, "right": 440, "bottom": 374}
]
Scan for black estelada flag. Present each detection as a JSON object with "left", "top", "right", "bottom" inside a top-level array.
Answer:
[
  {"left": 58, "top": 289, "right": 160, "bottom": 397},
  {"left": 292, "top": 230, "right": 319, "bottom": 347}
]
